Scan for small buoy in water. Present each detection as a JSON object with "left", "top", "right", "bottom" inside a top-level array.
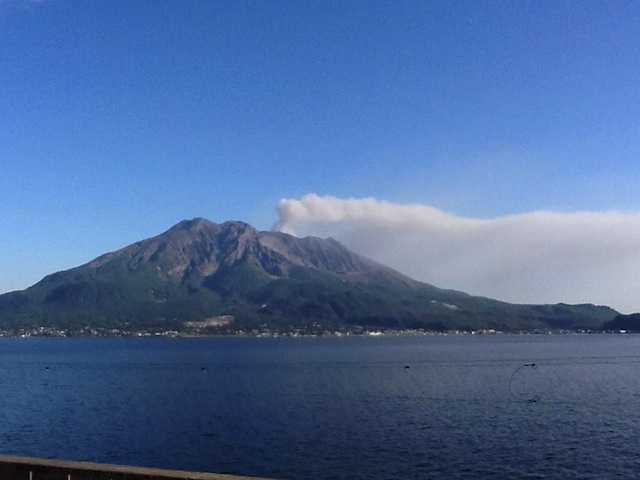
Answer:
[
  {"left": 404, "top": 365, "right": 410, "bottom": 369},
  {"left": 201, "top": 366, "right": 207, "bottom": 372},
  {"left": 44, "top": 366, "right": 49, "bottom": 371}
]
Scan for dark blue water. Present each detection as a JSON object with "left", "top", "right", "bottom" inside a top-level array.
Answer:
[{"left": 1, "top": 334, "right": 639, "bottom": 479}]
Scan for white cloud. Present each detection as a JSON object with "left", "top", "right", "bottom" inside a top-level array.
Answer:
[{"left": 274, "top": 194, "right": 640, "bottom": 313}]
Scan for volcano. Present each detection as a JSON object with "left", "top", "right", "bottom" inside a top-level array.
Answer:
[{"left": 0, "top": 218, "right": 618, "bottom": 334}]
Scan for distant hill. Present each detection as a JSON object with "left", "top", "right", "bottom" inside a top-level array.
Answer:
[
  {"left": 602, "top": 313, "right": 640, "bottom": 332},
  {"left": 0, "top": 218, "right": 619, "bottom": 334}
]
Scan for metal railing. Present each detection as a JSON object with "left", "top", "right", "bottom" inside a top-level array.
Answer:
[{"left": 0, "top": 455, "right": 278, "bottom": 480}]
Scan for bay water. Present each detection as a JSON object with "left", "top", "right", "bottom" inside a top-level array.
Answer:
[{"left": 0, "top": 334, "right": 639, "bottom": 479}]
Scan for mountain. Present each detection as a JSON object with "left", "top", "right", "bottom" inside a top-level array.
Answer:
[
  {"left": 0, "top": 218, "right": 619, "bottom": 334},
  {"left": 602, "top": 313, "right": 640, "bottom": 332}
]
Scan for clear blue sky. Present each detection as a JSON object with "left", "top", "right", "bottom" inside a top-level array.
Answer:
[{"left": 2, "top": 0, "right": 640, "bottom": 304}]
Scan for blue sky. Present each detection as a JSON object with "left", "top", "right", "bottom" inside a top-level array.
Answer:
[{"left": 2, "top": 1, "right": 640, "bottom": 311}]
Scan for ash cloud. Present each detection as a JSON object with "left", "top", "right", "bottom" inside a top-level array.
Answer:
[{"left": 274, "top": 194, "right": 640, "bottom": 313}]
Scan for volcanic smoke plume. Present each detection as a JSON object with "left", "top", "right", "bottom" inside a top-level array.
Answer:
[{"left": 274, "top": 193, "right": 640, "bottom": 313}]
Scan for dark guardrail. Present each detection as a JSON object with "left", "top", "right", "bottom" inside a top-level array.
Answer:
[{"left": 0, "top": 454, "right": 279, "bottom": 480}]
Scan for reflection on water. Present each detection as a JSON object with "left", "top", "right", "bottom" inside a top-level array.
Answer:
[{"left": 0, "top": 334, "right": 639, "bottom": 479}]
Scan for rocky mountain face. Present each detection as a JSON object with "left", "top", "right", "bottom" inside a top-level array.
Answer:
[
  {"left": 0, "top": 218, "right": 619, "bottom": 333},
  {"left": 82, "top": 218, "right": 404, "bottom": 286}
]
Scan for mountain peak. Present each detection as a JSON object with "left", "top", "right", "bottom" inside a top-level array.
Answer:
[
  {"left": 168, "top": 217, "right": 217, "bottom": 233},
  {"left": 175, "top": 217, "right": 212, "bottom": 229},
  {"left": 167, "top": 218, "right": 256, "bottom": 236}
]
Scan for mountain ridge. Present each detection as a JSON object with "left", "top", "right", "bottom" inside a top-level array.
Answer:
[{"left": 0, "top": 218, "right": 619, "bottom": 334}]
